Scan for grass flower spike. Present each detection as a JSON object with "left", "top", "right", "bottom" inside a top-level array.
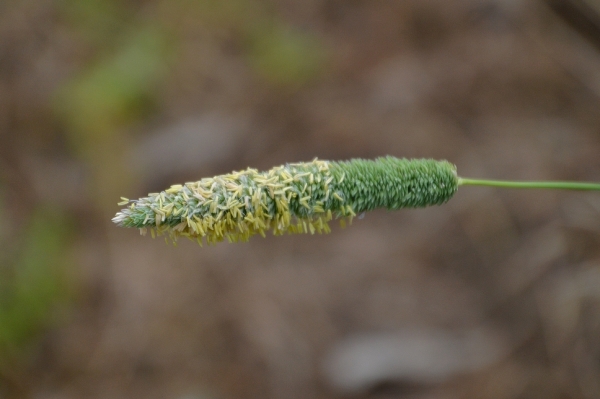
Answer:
[
  {"left": 113, "top": 157, "right": 458, "bottom": 245},
  {"left": 113, "top": 156, "right": 600, "bottom": 245}
]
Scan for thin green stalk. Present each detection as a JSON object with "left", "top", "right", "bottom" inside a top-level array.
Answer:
[{"left": 458, "top": 177, "right": 600, "bottom": 191}]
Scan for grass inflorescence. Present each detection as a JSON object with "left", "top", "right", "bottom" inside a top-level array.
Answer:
[{"left": 113, "top": 157, "right": 459, "bottom": 245}]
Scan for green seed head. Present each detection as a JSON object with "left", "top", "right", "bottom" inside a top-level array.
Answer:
[{"left": 113, "top": 157, "right": 458, "bottom": 245}]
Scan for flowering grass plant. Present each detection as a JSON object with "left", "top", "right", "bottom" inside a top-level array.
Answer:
[{"left": 113, "top": 157, "right": 600, "bottom": 245}]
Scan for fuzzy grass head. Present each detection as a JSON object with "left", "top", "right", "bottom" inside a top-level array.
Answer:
[{"left": 113, "top": 157, "right": 459, "bottom": 245}]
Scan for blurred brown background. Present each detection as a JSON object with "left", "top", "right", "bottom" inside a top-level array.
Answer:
[{"left": 2, "top": 0, "right": 600, "bottom": 398}]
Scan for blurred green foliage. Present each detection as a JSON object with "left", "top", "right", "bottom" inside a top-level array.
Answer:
[
  {"left": 59, "top": 0, "right": 128, "bottom": 45},
  {"left": 0, "top": 207, "right": 73, "bottom": 370},
  {"left": 55, "top": 27, "right": 172, "bottom": 157},
  {"left": 248, "top": 23, "right": 327, "bottom": 88},
  {"left": 163, "top": 0, "right": 262, "bottom": 32},
  {"left": 55, "top": 0, "right": 326, "bottom": 158},
  {"left": 163, "top": 0, "right": 328, "bottom": 88}
]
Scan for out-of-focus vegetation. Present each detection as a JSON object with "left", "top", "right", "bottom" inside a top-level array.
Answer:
[
  {"left": 248, "top": 23, "right": 326, "bottom": 88},
  {"left": 55, "top": 27, "right": 171, "bottom": 150},
  {"left": 0, "top": 206, "right": 72, "bottom": 372},
  {"left": 58, "top": 0, "right": 129, "bottom": 45}
]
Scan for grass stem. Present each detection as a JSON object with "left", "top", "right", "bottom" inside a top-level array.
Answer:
[{"left": 458, "top": 177, "right": 600, "bottom": 191}]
